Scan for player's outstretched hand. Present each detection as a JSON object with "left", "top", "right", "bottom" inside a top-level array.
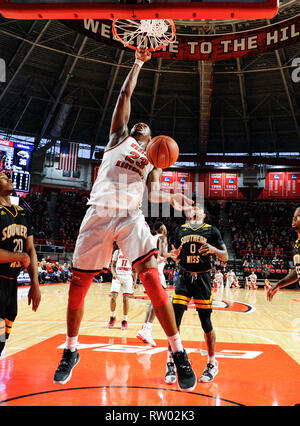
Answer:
[
  {"left": 170, "top": 193, "right": 194, "bottom": 212},
  {"left": 136, "top": 48, "right": 151, "bottom": 63},
  {"left": 267, "top": 285, "right": 279, "bottom": 302},
  {"left": 170, "top": 244, "right": 182, "bottom": 262}
]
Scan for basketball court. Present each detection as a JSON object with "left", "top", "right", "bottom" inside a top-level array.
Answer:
[
  {"left": 0, "top": 282, "right": 299, "bottom": 406},
  {"left": 0, "top": 0, "right": 299, "bottom": 410}
]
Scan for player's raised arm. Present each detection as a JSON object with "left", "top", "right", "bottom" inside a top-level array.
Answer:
[{"left": 108, "top": 49, "right": 151, "bottom": 147}]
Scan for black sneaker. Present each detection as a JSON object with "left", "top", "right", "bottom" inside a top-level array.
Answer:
[
  {"left": 164, "top": 361, "right": 177, "bottom": 384},
  {"left": 172, "top": 350, "right": 197, "bottom": 392},
  {"left": 53, "top": 349, "right": 80, "bottom": 384}
]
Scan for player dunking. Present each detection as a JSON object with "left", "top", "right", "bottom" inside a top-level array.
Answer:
[
  {"left": 267, "top": 207, "right": 300, "bottom": 301},
  {"left": 53, "top": 49, "right": 197, "bottom": 391}
]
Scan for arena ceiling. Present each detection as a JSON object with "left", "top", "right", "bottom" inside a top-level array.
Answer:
[{"left": 0, "top": 0, "right": 299, "bottom": 163}]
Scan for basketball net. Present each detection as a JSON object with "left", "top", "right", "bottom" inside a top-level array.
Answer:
[{"left": 112, "top": 19, "right": 176, "bottom": 52}]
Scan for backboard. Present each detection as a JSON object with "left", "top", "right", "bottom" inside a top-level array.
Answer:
[{"left": 0, "top": 0, "right": 279, "bottom": 21}]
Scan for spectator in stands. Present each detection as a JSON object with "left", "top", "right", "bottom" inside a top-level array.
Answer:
[
  {"left": 38, "top": 260, "right": 47, "bottom": 284},
  {"left": 62, "top": 263, "right": 72, "bottom": 282}
]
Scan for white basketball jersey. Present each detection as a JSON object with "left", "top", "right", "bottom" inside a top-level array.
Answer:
[
  {"left": 227, "top": 272, "right": 235, "bottom": 282},
  {"left": 113, "top": 249, "right": 132, "bottom": 275},
  {"left": 153, "top": 233, "right": 166, "bottom": 267},
  {"left": 88, "top": 136, "right": 153, "bottom": 211}
]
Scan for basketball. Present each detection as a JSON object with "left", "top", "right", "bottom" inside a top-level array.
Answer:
[{"left": 146, "top": 135, "right": 179, "bottom": 169}]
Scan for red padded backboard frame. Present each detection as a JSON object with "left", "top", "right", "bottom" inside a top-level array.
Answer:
[{"left": 0, "top": 1, "right": 279, "bottom": 21}]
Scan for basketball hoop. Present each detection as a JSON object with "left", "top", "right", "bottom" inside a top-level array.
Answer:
[{"left": 112, "top": 19, "right": 176, "bottom": 52}]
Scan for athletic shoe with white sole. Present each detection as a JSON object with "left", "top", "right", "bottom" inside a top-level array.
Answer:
[
  {"left": 199, "top": 360, "right": 219, "bottom": 382},
  {"left": 53, "top": 349, "right": 80, "bottom": 384},
  {"left": 172, "top": 350, "right": 197, "bottom": 392},
  {"left": 107, "top": 316, "right": 116, "bottom": 328},
  {"left": 136, "top": 328, "right": 156, "bottom": 347},
  {"left": 164, "top": 361, "right": 177, "bottom": 384},
  {"left": 121, "top": 320, "right": 128, "bottom": 331}
]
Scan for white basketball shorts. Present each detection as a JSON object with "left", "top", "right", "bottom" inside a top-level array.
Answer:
[
  {"left": 72, "top": 206, "right": 158, "bottom": 272},
  {"left": 110, "top": 274, "right": 134, "bottom": 295}
]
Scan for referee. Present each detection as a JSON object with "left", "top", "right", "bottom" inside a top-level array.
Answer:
[
  {"left": 165, "top": 203, "right": 228, "bottom": 384},
  {"left": 0, "top": 171, "right": 41, "bottom": 357}
]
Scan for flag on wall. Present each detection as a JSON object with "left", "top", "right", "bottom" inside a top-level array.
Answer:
[{"left": 58, "top": 141, "right": 79, "bottom": 171}]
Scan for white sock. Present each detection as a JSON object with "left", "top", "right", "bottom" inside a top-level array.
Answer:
[
  {"left": 208, "top": 355, "right": 216, "bottom": 365},
  {"left": 167, "top": 332, "right": 183, "bottom": 354},
  {"left": 123, "top": 315, "right": 128, "bottom": 321},
  {"left": 146, "top": 322, "right": 152, "bottom": 331},
  {"left": 110, "top": 311, "right": 116, "bottom": 317},
  {"left": 167, "top": 350, "right": 173, "bottom": 363},
  {"left": 66, "top": 336, "right": 78, "bottom": 352}
]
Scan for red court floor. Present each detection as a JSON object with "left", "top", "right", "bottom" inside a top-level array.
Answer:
[{"left": 0, "top": 334, "right": 299, "bottom": 406}]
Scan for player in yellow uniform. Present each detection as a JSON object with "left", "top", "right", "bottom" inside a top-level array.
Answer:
[
  {"left": 0, "top": 171, "right": 41, "bottom": 357},
  {"left": 165, "top": 203, "right": 228, "bottom": 384}
]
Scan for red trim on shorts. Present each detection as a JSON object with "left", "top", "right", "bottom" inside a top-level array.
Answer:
[
  {"left": 72, "top": 267, "right": 102, "bottom": 274},
  {"left": 132, "top": 248, "right": 159, "bottom": 269}
]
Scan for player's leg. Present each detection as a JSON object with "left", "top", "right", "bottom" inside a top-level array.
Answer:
[
  {"left": 1, "top": 279, "right": 18, "bottom": 358},
  {"left": 165, "top": 303, "right": 186, "bottom": 385},
  {"left": 197, "top": 309, "right": 218, "bottom": 382},
  {"left": 54, "top": 207, "right": 113, "bottom": 384},
  {"left": 136, "top": 256, "right": 196, "bottom": 391},
  {"left": 121, "top": 276, "right": 133, "bottom": 330},
  {"left": 108, "top": 292, "right": 118, "bottom": 328},
  {"left": 118, "top": 213, "right": 196, "bottom": 391},
  {"left": 195, "top": 273, "right": 218, "bottom": 383},
  {"left": 108, "top": 277, "right": 120, "bottom": 328},
  {"left": 136, "top": 302, "right": 156, "bottom": 346},
  {"left": 137, "top": 265, "right": 165, "bottom": 346}
]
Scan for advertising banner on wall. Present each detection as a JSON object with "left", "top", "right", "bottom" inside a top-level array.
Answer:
[
  {"left": 160, "top": 171, "right": 195, "bottom": 194},
  {"left": 286, "top": 172, "right": 300, "bottom": 198},
  {"left": 62, "top": 14, "right": 300, "bottom": 61},
  {"left": 266, "top": 172, "right": 285, "bottom": 197}
]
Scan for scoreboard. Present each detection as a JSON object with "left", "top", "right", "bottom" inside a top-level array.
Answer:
[{"left": 0, "top": 139, "right": 33, "bottom": 193}]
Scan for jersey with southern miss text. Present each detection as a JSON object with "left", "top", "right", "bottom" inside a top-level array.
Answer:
[
  {"left": 113, "top": 249, "right": 132, "bottom": 275},
  {"left": 0, "top": 204, "right": 33, "bottom": 278},
  {"left": 88, "top": 136, "right": 153, "bottom": 211},
  {"left": 293, "top": 238, "right": 300, "bottom": 282},
  {"left": 173, "top": 222, "right": 225, "bottom": 273}
]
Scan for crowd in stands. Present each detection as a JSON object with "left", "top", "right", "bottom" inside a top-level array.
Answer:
[
  {"left": 23, "top": 188, "right": 298, "bottom": 284},
  {"left": 38, "top": 258, "right": 72, "bottom": 284},
  {"left": 226, "top": 200, "right": 298, "bottom": 279}
]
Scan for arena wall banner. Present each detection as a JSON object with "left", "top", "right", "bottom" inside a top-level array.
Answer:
[
  {"left": 62, "top": 14, "right": 300, "bottom": 61},
  {"left": 160, "top": 170, "right": 195, "bottom": 194}
]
